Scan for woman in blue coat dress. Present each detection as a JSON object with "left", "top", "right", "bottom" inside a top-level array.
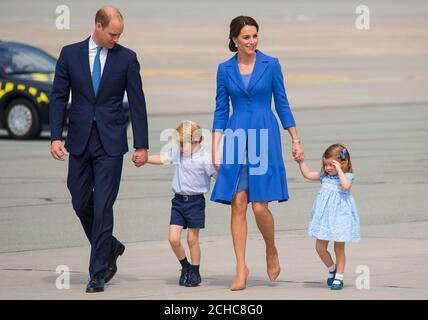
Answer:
[{"left": 211, "top": 16, "right": 304, "bottom": 290}]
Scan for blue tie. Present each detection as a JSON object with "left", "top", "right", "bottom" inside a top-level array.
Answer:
[{"left": 92, "top": 47, "right": 102, "bottom": 95}]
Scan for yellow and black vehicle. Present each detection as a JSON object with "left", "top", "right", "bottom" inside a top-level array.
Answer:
[{"left": 0, "top": 41, "right": 130, "bottom": 139}]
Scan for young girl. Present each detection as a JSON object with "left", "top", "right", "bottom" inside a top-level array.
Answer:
[
  {"left": 146, "top": 121, "right": 215, "bottom": 287},
  {"left": 296, "top": 144, "right": 360, "bottom": 290}
]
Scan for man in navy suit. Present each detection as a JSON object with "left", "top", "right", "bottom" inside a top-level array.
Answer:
[{"left": 50, "top": 6, "right": 148, "bottom": 293}]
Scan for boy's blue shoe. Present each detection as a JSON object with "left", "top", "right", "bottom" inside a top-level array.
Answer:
[
  {"left": 179, "top": 267, "right": 189, "bottom": 286},
  {"left": 185, "top": 269, "right": 201, "bottom": 287},
  {"left": 327, "top": 269, "right": 336, "bottom": 286},
  {"left": 330, "top": 280, "right": 344, "bottom": 290}
]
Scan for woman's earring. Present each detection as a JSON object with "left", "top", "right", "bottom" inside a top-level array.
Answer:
[{"left": 235, "top": 43, "right": 238, "bottom": 47}]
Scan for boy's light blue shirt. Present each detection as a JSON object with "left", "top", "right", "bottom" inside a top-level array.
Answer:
[{"left": 163, "top": 145, "right": 215, "bottom": 195}]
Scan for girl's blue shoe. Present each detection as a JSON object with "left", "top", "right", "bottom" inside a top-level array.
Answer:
[
  {"left": 327, "top": 270, "right": 336, "bottom": 286},
  {"left": 330, "top": 280, "right": 344, "bottom": 290}
]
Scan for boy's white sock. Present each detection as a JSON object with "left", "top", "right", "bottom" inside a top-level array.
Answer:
[
  {"left": 332, "top": 273, "right": 344, "bottom": 285},
  {"left": 328, "top": 264, "right": 336, "bottom": 278}
]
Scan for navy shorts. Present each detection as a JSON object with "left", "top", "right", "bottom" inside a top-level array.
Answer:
[{"left": 170, "top": 194, "right": 205, "bottom": 229}]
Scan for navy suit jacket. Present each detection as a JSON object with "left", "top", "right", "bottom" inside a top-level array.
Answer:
[{"left": 50, "top": 37, "right": 149, "bottom": 156}]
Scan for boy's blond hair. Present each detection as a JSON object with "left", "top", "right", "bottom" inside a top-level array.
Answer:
[{"left": 173, "top": 120, "right": 203, "bottom": 146}]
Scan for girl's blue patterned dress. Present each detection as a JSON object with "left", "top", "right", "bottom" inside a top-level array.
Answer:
[{"left": 308, "top": 173, "right": 360, "bottom": 242}]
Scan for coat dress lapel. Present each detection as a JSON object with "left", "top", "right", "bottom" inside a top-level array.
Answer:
[
  {"left": 247, "top": 50, "right": 268, "bottom": 93},
  {"left": 226, "top": 54, "right": 247, "bottom": 95},
  {"left": 225, "top": 50, "right": 269, "bottom": 95}
]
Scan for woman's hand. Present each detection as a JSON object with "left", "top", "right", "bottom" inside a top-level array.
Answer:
[
  {"left": 212, "top": 131, "right": 223, "bottom": 171},
  {"left": 287, "top": 127, "right": 304, "bottom": 162},
  {"left": 292, "top": 142, "right": 304, "bottom": 162},
  {"left": 212, "top": 152, "right": 221, "bottom": 171}
]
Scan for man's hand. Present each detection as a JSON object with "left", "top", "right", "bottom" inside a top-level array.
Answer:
[
  {"left": 132, "top": 148, "right": 148, "bottom": 167},
  {"left": 50, "top": 140, "right": 69, "bottom": 161}
]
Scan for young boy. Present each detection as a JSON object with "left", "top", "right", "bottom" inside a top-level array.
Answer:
[{"left": 147, "top": 120, "right": 216, "bottom": 286}]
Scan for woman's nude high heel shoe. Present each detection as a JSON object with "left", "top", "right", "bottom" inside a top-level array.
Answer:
[
  {"left": 230, "top": 267, "right": 250, "bottom": 291},
  {"left": 267, "top": 249, "right": 281, "bottom": 281}
]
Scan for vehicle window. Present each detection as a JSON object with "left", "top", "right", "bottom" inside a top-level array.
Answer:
[{"left": 0, "top": 44, "right": 56, "bottom": 75}]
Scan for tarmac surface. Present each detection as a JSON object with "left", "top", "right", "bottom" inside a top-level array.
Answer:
[
  {"left": 1, "top": 221, "right": 428, "bottom": 300},
  {"left": 1, "top": 104, "right": 427, "bottom": 299},
  {"left": 0, "top": 0, "right": 427, "bottom": 300}
]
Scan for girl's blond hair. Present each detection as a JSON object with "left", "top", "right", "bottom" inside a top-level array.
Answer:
[
  {"left": 321, "top": 143, "right": 353, "bottom": 175},
  {"left": 174, "top": 120, "right": 203, "bottom": 146}
]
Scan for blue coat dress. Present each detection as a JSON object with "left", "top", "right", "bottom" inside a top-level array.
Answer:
[{"left": 211, "top": 50, "right": 296, "bottom": 204}]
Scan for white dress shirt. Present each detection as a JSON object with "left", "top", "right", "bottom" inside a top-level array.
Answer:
[{"left": 89, "top": 35, "right": 108, "bottom": 76}]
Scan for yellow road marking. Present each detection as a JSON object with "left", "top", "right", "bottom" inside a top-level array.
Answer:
[{"left": 140, "top": 69, "right": 409, "bottom": 83}]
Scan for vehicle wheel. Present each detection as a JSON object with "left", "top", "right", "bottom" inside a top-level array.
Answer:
[{"left": 4, "top": 98, "right": 41, "bottom": 139}]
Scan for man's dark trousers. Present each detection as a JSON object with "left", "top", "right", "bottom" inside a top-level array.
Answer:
[{"left": 67, "top": 123, "right": 123, "bottom": 279}]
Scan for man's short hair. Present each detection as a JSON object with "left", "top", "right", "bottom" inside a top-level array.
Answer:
[{"left": 95, "top": 7, "right": 123, "bottom": 28}]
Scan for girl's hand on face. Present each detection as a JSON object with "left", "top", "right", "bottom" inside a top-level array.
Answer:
[{"left": 331, "top": 160, "right": 343, "bottom": 172}]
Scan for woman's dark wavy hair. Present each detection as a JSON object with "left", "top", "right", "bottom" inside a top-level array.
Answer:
[{"left": 228, "top": 16, "right": 259, "bottom": 52}]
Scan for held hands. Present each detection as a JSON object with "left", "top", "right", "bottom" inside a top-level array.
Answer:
[
  {"left": 211, "top": 151, "right": 220, "bottom": 181},
  {"left": 212, "top": 150, "right": 221, "bottom": 172},
  {"left": 51, "top": 141, "right": 148, "bottom": 167},
  {"left": 50, "top": 140, "right": 69, "bottom": 161},
  {"left": 292, "top": 142, "right": 304, "bottom": 162},
  {"left": 132, "top": 148, "right": 148, "bottom": 167}
]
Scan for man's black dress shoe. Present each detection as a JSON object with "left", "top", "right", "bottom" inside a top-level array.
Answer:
[
  {"left": 105, "top": 238, "right": 125, "bottom": 283},
  {"left": 86, "top": 277, "right": 105, "bottom": 293}
]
